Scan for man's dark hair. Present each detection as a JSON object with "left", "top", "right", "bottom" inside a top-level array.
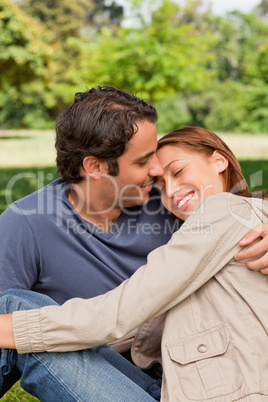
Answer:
[{"left": 55, "top": 86, "right": 158, "bottom": 183}]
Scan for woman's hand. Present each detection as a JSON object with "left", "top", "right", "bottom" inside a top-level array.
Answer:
[{"left": 235, "top": 223, "right": 268, "bottom": 274}]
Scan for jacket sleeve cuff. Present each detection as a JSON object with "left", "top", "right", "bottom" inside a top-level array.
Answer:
[{"left": 12, "top": 310, "right": 46, "bottom": 354}]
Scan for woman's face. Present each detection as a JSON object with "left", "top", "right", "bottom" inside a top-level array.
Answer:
[{"left": 155, "top": 145, "right": 228, "bottom": 220}]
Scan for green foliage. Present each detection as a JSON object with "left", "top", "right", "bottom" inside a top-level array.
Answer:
[
  {"left": 0, "top": 0, "right": 56, "bottom": 128},
  {"left": 20, "top": 0, "right": 123, "bottom": 42},
  {"left": 206, "top": 11, "right": 268, "bottom": 84},
  {"left": 0, "top": 0, "right": 53, "bottom": 85},
  {"left": 76, "top": 0, "right": 216, "bottom": 103},
  {"left": 185, "top": 80, "right": 268, "bottom": 133},
  {"left": 257, "top": 42, "right": 268, "bottom": 82},
  {"left": 239, "top": 86, "right": 268, "bottom": 132},
  {"left": 1, "top": 0, "right": 268, "bottom": 132},
  {"left": 155, "top": 95, "right": 191, "bottom": 133},
  {"left": 21, "top": 0, "right": 88, "bottom": 42},
  {"left": 0, "top": 80, "right": 56, "bottom": 128}
]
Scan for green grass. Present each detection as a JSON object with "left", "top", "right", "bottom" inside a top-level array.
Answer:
[
  {"left": 1, "top": 382, "right": 38, "bottom": 401},
  {"left": 0, "top": 166, "right": 59, "bottom": 214},
  {"left": 1, "top": 161, "right": 267, "bottom": 215},
  {"left": 0, "top": 130, "right": 56, "bottom": 167},
  {"left": 0, "top": 131, "right": 267, "bottom": 215},
  {"left": 0, "top": 130, "right": 267, "bottom": 400},
  {"left": 240, "top": 160, "right": 268, "bottom": 190}
]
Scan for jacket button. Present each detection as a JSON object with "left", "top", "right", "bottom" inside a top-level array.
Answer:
[{"left": 197, "top": 344, "right": 207, "bottom": 353}]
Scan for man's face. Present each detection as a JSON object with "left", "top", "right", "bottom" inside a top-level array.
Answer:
[{"left": 101, "top": 120, "right": 164, "bottom": 209}]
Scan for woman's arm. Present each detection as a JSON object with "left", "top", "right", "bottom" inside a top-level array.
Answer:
[{"left": 10, "top": 195, "right": 268, "bottom": 354}]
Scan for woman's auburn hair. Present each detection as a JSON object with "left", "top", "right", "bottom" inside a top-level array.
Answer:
[{"left": 158, "top": 126, "right": 263, "bottom": 198}]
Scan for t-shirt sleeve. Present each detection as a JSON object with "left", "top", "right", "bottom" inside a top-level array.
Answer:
[{"left": 0, "top": 204, "right": 40, "bottom": 291}]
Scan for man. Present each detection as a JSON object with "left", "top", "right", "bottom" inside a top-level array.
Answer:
[
  {"left": 0, "top": 86, "right": 267, "bottom": 399},
  {"left": 0, "top": 87, "right": 180, "bottom": 308}
]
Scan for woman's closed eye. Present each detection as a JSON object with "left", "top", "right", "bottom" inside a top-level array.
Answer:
[{"left": 174, "top": 168, "right": 184, "bottom": 177}]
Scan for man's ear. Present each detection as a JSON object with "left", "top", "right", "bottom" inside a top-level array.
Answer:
[
  {"left": 211, "top": 151, "right": 229, "bottom": 173},
  {"left": 83, "top": 156, "right": 106, "bottom": 180}
]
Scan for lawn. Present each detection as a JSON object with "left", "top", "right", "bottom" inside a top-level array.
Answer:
[
  {"left": 0, "top": 131, "right": 267, "bottom": 215},
  {"left": 0, "top": 130, "right": 267, "bottom": 400}
]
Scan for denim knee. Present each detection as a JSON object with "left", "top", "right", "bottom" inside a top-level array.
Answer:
[{"left": 0, "top": 289, "right": 58, "bottom": 314}]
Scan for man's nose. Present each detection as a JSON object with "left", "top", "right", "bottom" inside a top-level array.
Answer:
[{"left": 149, "top": 155, "right": 164, "bottom": 177}]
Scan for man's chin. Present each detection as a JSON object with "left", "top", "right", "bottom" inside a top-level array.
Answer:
[{"left": 120, "top": 194, "right": 149, "bottom": 208}]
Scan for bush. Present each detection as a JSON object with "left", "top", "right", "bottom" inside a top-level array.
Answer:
[
  {"left": 185, "top": 81, "right": 268, "bottom": 133},
  {"left": 155, "top": 95, "right": 191, "bottom": 133}
]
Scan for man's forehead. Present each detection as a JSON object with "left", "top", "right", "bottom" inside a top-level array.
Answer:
[
  {"left": 125, "top": 124, "right": 157, "bottom": 151},
  {"left": 114, "top": 121, "right": 157, "bottom": 166},
  {"left": 124, "top": 140, "right": 157, "bottom": 162},
  {"left": 133, "top": 150, "right": 155, "bottom": 162}
]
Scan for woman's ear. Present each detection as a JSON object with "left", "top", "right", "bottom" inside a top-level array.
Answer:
[
  {"left": 83, "top": 156, "right": 105, "bottom": 180},
  {"left": 211, "top": 151, "right": 229, "bottom": 173}
]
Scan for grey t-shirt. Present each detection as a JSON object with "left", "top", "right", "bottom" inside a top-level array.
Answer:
[{"left": 0, "top": 179, "right": 180, "bottom": 304}]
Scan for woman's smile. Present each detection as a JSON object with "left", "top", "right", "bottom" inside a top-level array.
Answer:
[{"left": 175, "top": 190, "right": 195, "bottom": 211}]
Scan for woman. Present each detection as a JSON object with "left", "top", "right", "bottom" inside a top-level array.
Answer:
[{"left": 0, "top": 126, "right": 268, "bottom": 401}]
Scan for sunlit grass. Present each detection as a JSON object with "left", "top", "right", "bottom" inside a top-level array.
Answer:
[
  {"left": 0, "top": 130, "right": 56, "bottom": 167},
  {"left": 219, "top": 133, "right": 268, "bottom": 160}
]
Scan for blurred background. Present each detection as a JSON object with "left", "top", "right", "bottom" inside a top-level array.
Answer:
[{"left": 1, "top": 0, "right": 268, "bottom": 133}]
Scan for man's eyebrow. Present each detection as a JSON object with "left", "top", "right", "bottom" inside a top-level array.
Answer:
[{"left": 133, "top": 151, "right": 155, "bottom": 162}]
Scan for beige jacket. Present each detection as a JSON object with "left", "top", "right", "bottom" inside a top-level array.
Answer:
[{"left": 13, "top": 193, "right": 268, "bottom": 401}]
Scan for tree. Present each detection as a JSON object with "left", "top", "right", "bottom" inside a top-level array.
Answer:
[
  {"left": 14, "top": 0, "right": 124, "bottom": 109},
  {"left": 85, "top": 0, "right": 124, "bottom": 28},
  {"left": 255, "top": 0, "right": 268, "bottom": 18},
  {"left": 0, "top": 0, "right": 55, "bottom": 127},
  {"left": 205, "top": 11, "right": 268, "bottom": 84},
  {"left": 18, "top": 0, "right": 123, "bottom": 43},
  {"left": 19, "top": 0, "right": 90, "bottom": 43},
  {"left": 74, "top": 0, "right": 216, "bottom": 104},
  {"left": 0, "top": 0, "right": 52, "bottom": 88}
]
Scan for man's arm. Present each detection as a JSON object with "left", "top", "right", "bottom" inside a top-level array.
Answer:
[
  {"left": 0, "top": 206, "right": 39, "bottom": 291},
  {"left": 235, "top": 223, "right": 268, "bottom": 274},
  {"left": 0, "top": 314, "right": 15, "bottom": 349},
  {"left": 0, "top": 292, "right": 15, "bottom": 349}
]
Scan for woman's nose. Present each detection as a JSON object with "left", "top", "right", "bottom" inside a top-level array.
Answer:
[{"left": 165, "top": 177, "right": 179, "bottom": 199}]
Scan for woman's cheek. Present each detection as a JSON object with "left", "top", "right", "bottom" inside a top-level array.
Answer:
[{"left": 161, "top": 194, "right": 170, "bottom": 212}]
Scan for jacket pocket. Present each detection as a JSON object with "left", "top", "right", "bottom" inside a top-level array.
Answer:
[{"left": 167, "top": 324, "right": 242, "bottom": 400}]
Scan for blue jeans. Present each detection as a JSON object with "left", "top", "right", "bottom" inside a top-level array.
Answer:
[{"left": 0, "top": 289, "right": 161, "bottom": 401}]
